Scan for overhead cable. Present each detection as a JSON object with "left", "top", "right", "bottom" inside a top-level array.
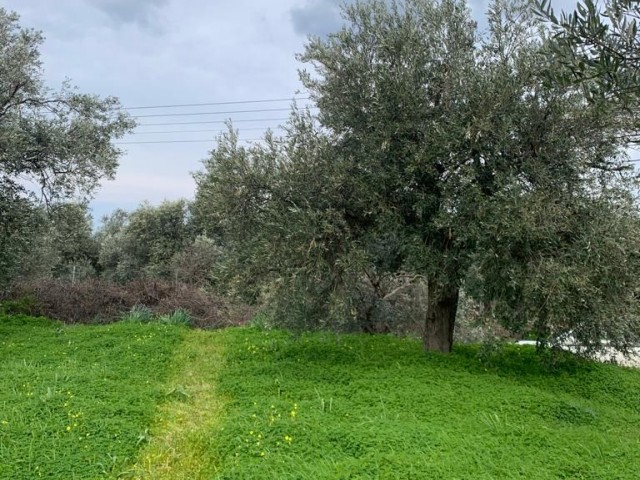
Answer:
[
  {"left": 130, "top": 107, "right": 315, "bottom": 119},
  {"left": 128, "top": 126, "right": 286, "bottom": 135},
  {"left": 136, "top": 117, "right": 292, "bottom": 127},
  {"left": 115, "top": 139, "right": 262, "bottom": 145},
  {"left": 123, "top": 96, "right": 310, "bottom": 110}
]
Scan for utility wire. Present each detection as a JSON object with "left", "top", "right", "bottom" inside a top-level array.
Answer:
[
  {"left": 136, "top": 117, "right": 292, "bottom": 127},
  {"left": 130, "top": 107, "right": 315, "bottom": 118},
  {"left": 115, "top": 138, "right": 263, "bottom": 145},
  {"left": 129, "top": 126, "right": 286, "bottom": 135},
  {"left": 123, "top": 96, "right": 310, "bottom": 110}
]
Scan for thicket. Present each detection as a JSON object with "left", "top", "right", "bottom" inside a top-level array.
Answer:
[{"left": 2, "top": 278, "right": 251, "bottom": 328}]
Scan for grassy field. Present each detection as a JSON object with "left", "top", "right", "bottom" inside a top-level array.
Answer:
[
  {"left": 0, "top": 314, "right": 185, "bottom": 479},
  {"left": 1, "top": 315, "right": 640, "bottom": 479}
]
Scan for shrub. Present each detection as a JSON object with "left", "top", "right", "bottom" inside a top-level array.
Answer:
[
  {"left": 5, "top": 277, "right": 133, "bottom": 323},
  {"left": 3, "top": 278, "right": 252, "bottom": 327},
  {"left": 0, "top": 295, "right": 38, "bottom": 315}
]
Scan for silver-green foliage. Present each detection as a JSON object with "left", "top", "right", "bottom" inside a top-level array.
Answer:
[
  {"left": 194, "top": 0, "right": 640, "bottom": 354},
  {"left": 0, "top": 9, "right": 134, "bottom": 285},
  {"left": 96, "top": 200, "right": 195, "bottom": 282},
  {"left": 537, "top": 0, "right": 640, "bottom": 113}
]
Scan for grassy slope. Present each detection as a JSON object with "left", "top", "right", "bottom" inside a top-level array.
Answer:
[
  {"left": 2, "top": 317, "right": 640, "bottom": 479},
  {"left": 209, "top": 328, "right": 640, "bottom": 479},
  {"left": 0, "top": 315, "right": 184, "bottom": 479}
]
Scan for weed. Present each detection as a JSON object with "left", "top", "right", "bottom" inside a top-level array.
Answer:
[
  {"left": 206, "top": 328, "right": 640, "bottom": 479},
  {"left": 124, "top": 304, "right": 153, "bottom": 322},
  {"left": 249, "top": 310, "right": 273, "bottom": 330},
  {"left": 159, "top": 308, "right": 192, "bottom": 326},
  {"left": 2, "top": 321, "right": 640, "bottom": 479}
]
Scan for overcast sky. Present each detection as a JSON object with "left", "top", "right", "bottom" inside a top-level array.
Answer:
[{"left": 4, "top": 0, "right": 577, "bottom": 224}]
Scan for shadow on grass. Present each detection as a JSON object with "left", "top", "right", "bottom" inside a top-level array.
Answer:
[
  {"left": 224, "top": 327, "right": 640, "bottom": 415},
  {"left": 452, "top": 342, "right": 640, "bottom": 414},
  {"left": 452, "top": 343, "right": 593, "bottom": 377}
]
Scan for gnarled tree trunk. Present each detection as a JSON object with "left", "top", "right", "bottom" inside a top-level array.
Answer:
[{"left": 423, "top": 279, "right": 459, "bottom": 353}]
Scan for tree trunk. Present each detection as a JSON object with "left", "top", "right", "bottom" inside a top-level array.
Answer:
[{"left": 423, "top": 280, "right": 459, "bottom": 353}]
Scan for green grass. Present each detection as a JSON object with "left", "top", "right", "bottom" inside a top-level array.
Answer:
[
  {"left": 0, "top": 314, "right": 185, "bottom": 479},
  {"left": 208, "top": 328, "right": 640, "bottom": 479},
  {"left": 2, "top": 317, "right": 640, "bottom": 479},
  {"left": 126, "top": 329, "right": 226, "bottom": 479}
]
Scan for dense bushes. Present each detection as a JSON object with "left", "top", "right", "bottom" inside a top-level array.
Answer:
[
  {"left": 2, "top": 278, "right": 252, "bottom": 328},
  {"left": 0, "top": 274, "right": 499, "bottom": 341}
]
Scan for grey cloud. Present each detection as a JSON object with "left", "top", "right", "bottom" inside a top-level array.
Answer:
[
  {"left": 290, "top": 0, "right": 347, "bottom": 37},
  {"left": 290, "top": 0, "right": 485, "bottom": 38},
  {"left": 88, "top": 0, "right": 168, "bottom": 29},
  {"left": 291, "top": 0, "right": 580, "bottom": 39}
]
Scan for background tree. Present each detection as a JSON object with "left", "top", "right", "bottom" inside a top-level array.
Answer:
[
  {"left": 8, "top": 202, "right": 98, "bottom": 283},
  {"left": 195, "top": 0, "right": 640, "bottom": 354},
  {"left": 47, "top": 203, "right": 98, "bottom": 282},
  {"left": 96, "top": 200, "right": 195, "bottom": 282},
  {"left": 0, "top": 184, "right": 44, "bottom": 285},
  {"left": 0, "top": 8, "right": 134, "bottom": 286},
  {"left": 94, "top": 209, "right": 132, "bottom": 282},
  {"left": 170, "top": 235, "right": 221, "bottom": 287}
]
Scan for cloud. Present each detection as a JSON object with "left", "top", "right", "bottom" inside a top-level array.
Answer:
[
  {"left": 290, "top": 0, "right": 580, "bottom": 39},
  {"left": 290, "top": 0, "right": 346, "bottom": 37},
  {"left": 87, "top": 0, "right": 168, "bottom": 29}
]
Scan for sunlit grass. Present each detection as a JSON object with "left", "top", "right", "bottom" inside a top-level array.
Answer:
[
  {"left": 2, "top": 317, "right": 640, "bottom": 479},
  {"left": 124, "top": 330, "right": 227, "bottom": 479},
  {"left": 207, "top": 327, "right": 640, "bottom": 479},
  {"left": 0, "top": 314, "right": 184, "bottom": 479}
]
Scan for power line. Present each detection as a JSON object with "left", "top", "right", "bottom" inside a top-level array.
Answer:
[
  {"left": 115, "top": 138, "right": 263, "bottom": 145},
  {"left": 116, "top": 139, "right": 214, "bottom": 144},
  {"left": 131, "top": 107, "right": 313, "bottom": 119},
  {"left": 128, "top": 126, "right": 286, "bottom": 135},
  {"left": 136, "top": 117, "right": 292, "bottom": 127},
  {"left": 123, "top": 96, "right": 310, "bottom": 110}
]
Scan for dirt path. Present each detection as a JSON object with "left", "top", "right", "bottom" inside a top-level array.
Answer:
[{"left": 124, "top": 330, "right": 226, "bottom": 479}]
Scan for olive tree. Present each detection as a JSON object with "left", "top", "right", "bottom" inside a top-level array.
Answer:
[
  {"left": 0, "top": 8, "right": 134, "bottom": 285},
  {"left": 8, "top": 202, "right": 98, "bottom": 283},
  {"left": 96, "top": 200, "right": 195, "bottom": 281},
  {"left": 195, "top": 0, "right": 640, "bottom": 354}
]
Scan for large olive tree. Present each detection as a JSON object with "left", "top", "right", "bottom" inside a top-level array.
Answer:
[{"left": 196, "top": 0, "right": 640, "bottom": 354}]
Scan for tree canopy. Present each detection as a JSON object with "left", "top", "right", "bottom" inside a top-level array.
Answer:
[
  {"left": 96, "top": 200, "right": 195, "bottom": 282},
  {"left": 194, "top": 0, "right": 640, "bottom": 354},
  {"left": 0, "top": 8, "right": 134, "bottom": 286}
]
